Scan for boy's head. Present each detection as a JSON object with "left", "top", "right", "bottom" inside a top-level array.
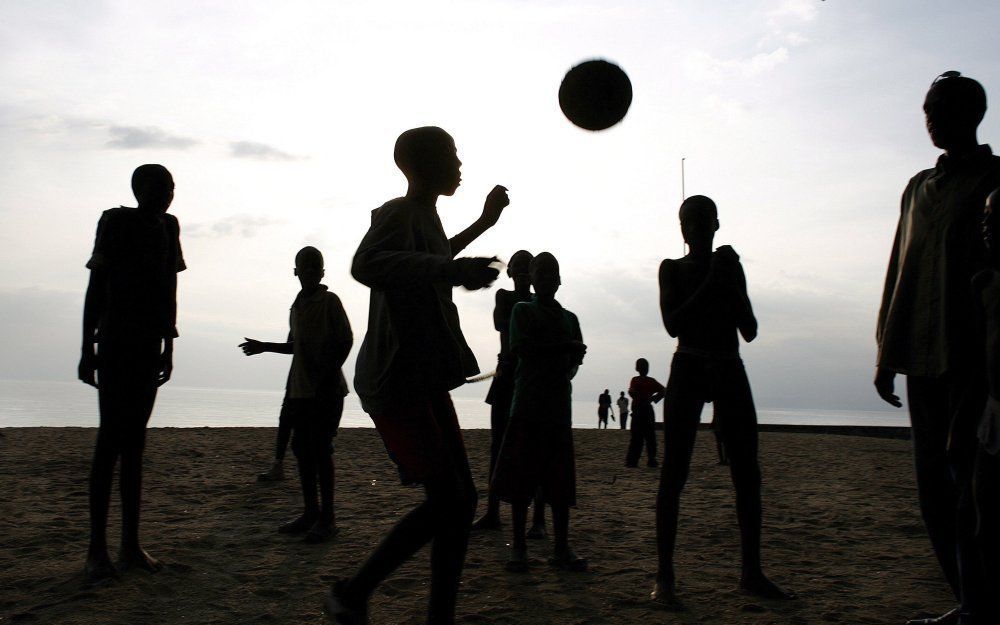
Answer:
[
  {"left": 294, "top": 246, "right": 325, "bottom": 288},
  {"left": 635, "top": 358, "right": 649, "bottom": 375},
  {"left": 529, "top": 252, "right": 560, "bottom": 298},
  {"left": 394, "top": 127, "right": 461, "bottom": 196},
  {"left": 924, "top": 71, "right": 987, "bottom": 150},
  {"left": 508, "top": 249, "right": 533, "bottom": 279},
  {"left": 986, "top": 188, "right": 999, "bottom": 267},
  {"left": 132, "top": 164, "right": 174, "bottom": 213},
  {"left": 604, "top": 388, "right": 609, "bottom": 394},
  {"left": 620, "top": 391, "right": 625, "bottom": 397},
  {"left": 679, "top": 195, "right": 719, "bottom": 247}
]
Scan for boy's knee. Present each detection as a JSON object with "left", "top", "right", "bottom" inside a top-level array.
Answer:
[{"left": 657, "top": 472, "right": 688, "bottom": 499}]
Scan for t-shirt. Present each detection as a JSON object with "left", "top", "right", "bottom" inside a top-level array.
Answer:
[
  {"left": 352, "top": 197, "right": 479, "bottom": 413},
  {"left": 629, "top": 375, "right": 664, "bottom": 408},
  {"left": 877, "top": 145, "right": 1000, "bottom": 377},
  {"left": 86, "top": 206, "right": 186, "bottom": 341},
  {"left": 617, "top": 396, "right": 629, "bottom": 415},
  {"left": 286, "top": 285, "right": 353, "bottom": 400}
]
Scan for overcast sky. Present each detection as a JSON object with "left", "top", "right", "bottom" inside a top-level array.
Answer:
[{"left": 2, "top": 0, "right": 999, "bottom": 412}]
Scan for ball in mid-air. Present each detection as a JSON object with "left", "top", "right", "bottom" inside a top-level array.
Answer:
[{"left": 558, "top": 59, "right": 633, "bottom": 131}]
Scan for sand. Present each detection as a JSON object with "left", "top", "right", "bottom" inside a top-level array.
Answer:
[{"left": 0, "top": 427, "right": 953, "bottom": 625}]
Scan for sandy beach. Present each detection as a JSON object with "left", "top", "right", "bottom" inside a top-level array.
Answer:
[{"left": 0, "top": 427, "right": 952, "bottom": 625}]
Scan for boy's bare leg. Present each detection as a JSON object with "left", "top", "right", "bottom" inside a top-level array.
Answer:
[
  {"left": 117, "top": 388, "right": 161, "bottom": 573},
  {"left": 506, "top": 500, "right": 529, "bottom": 572},
  {"left": 86, "top": 426, "right": 119, "bottom": 580},
  {"left": 527, "top": 491, "right": 546, "bottom": 539},
  {"left": 549, "top": 504, "right": 586, "bottom": 571}
]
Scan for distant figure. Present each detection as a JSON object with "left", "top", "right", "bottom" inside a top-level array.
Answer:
[
  {"left": 492, "top": 253, "right": 588, "bottom": 572},
  {"left": 324, "top": 127, "right": 509, "bottom": 625},
  {"left": 472, "top": 250, "right": 533, "bottom": 531},
  {"left": 78, "top": 164, "right": 185, "bottom": 580},
  {"left": 710, "top": 411, "right": 729, "bottom": 466},
  {"left": 653, "top": 195, "right": 791, "bottom": 609},
  {"left": 239, "top": 246, "right": 353, "bottom": 543},
  {"left": 598, "top": 389, "right": 614, "bottom": 429},
  {"left": 616, "top": 391, "right": 629, "bottom": 430},
  {"left": 973, "top": 189, "right": 1000, "bottom": 623},
  {"left": 625, "top": 359, "right": 663, "bottom": 468},
  {"left": 875, "top": 72, "right": 1000, "bottom": 625}
]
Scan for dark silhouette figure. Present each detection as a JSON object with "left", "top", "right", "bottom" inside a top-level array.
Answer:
[
  {"left": 625, "top": 359, "right": 663, "bottom": 467},
  {"left": 239, "top": 246, "right": 353, "bottom": 543},
  {"left": 78, "top": 164, "right": 185, "bottom": 581},
  {"left": 472, "top": 250, "right": 533, "bottom": 531},
  {"left": 324, "top": 127, "right": 509, "bottom": 625},
  {"left": 875, "top": 72, "right": 1000, "bottom": 625},
  {"left": 491, "top": 253, "right": 588, "bottom": 573},
  {"left": 598, "top": 389, "right": 614, "bottom": 428},
  {"left": 652, "top": 195, "right": 791, "bottom": 609},
  {"left": 973, "top": 188, "right": 1000, "bottom": 623},
  {"left": 617, "top": 391, "right": 629, "bottom": 430}
]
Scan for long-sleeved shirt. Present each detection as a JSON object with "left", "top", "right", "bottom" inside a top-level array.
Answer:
[
  {"left": 351, "top": 197, "right": 479, "bottom": 413},
  {"left": 877, "top": 145, "right": 1000, "bottom": 378}
]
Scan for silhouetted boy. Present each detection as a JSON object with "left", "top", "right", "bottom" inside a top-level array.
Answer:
[
  {"left": 625, "top": 358, "right": 663, "bottom": 467},
  {"left": 239, "top": 246, "right": 353, "bottom": 543},
  {"left": 325, "top": 127, "right": 509, "bottom": 625},
  {"left": 78, "top": 164, "right": 184, "bottom": 580},
  {"left": 617, "top": 391, "right": 629, "bottom": 430},
  {"left": 653, "top": 195, "right": 790, "bottom": 609},
  {"left": 598, "top": 389, "right": 614, "bottom": 428},
  {"left": 876, "top": 72, "right": 1000, "bottom": 625},
  {"left": 973, "top": 188, "right": 1000, "bottom": 623},
  {"left": 491, "top": 252, "right": 588, "bottom": 572},
  {"left": 472, "top": 250, "right": 533, "bottom": 531}
]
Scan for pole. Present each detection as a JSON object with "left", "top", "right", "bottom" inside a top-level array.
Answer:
[{"left": 681, "top": 157, "right": 686, "bottom": 201}]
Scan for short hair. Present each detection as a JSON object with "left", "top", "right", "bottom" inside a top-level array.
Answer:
[
  {"left": 529, "top": 251, "right": 559, "bottom": 274},
  {"left": 679, "top": 195, "right": 717, "bottom": 223},
  {"left": 927, "top": 71, "right": 988, "bottom": 124},
  {"left": 295, "top": 246, "right": 324, "bottom": 268},
  {"left": 507, "top": 249, "right": 533, "bottom": 276},
  {"left": 393, "top": 126, "right": 453, "bottom": 174},
  {"left": 636, "top": 357, "right": 649, "bottom": 373},
  {"left": 131, "top": 164, "right": 172, "bottom": 198}
]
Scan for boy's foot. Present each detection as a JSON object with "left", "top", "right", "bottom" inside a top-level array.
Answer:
[
  {"left": 651, "top": 578, "right": 685, "bottom": 611},
  {"left": 906, "top": 608, "right": 960, "bottom": 625},
  {"left": 257, "top": 461, "right": 284, "bottom": 482},
  {"left": 323, "top": 578, "right": 368, "bottom": 625},
  {"left": 304, "top": 521, "right": 339, "bottom": 544},
  {"left": 549, "top": 547, "right": 588, "bottom": 572},
  {"left": 84, "top": 553, "right": 119, "bottom": 582},
  {"left": 471, "top": 514, "right": 502, "bottom": 531},
  {"left": 526, "top": 523, "right": 547, "bottom": 540},
  {"left": 740, "top": 572, "right": 794, "bottom": 600},
  {"left": 505, "top": 545, "right": 529, "bottom": 573},
  {"left": 278, "top": 514, "right": 317, "bottom": 535},
  {"left": 118, "top": 547, "right": 162, "bottom": 573}
]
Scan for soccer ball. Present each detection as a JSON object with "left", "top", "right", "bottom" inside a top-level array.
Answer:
[{"left": 558, "top": 59, "right": 633, "bottom": 131}]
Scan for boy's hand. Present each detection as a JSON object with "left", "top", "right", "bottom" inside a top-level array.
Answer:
[
  {"left": 451, "top": 257, "right": 500, "bottom": 290},
  {"left": 239, "top": 338, "right": 265, "bottom": 356},
  {"left": 568, "top": 340, "right": 587, "bottom": 362},
  {"left": 78, "top": 348, "right": 98, "bottom": 388},
  {"left": 480, "top": 185, "right": 510, "bottom": 227},
  {"left": 157, "top": 351, "right": 173, "bottom": 387},
  {"left": 874, "top": 367, "right": 902, "bottom": 407}
]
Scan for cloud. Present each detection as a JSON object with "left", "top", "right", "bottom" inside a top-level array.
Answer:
[
  {"left": 185, "top": 214, "right": 283, "bottom": 238},
  {"left": 685, "top": 47, "right": 790, "bottom": 84},
  {"left": 768, "top": 0, "right": 819, "bottom": 24},
  {"left": 106, "top": 125, "right": 199, "bottom": 150},
  {"left": 229, "top": 141, "right": 301, "bottom": 161}
]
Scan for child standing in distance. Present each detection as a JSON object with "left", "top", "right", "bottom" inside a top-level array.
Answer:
[
  {"left": 625, "top": 358, "right": 664, "bottom": 467},
  {"left": 473, "top": 250, "right": 534, "bottom": 531},
  {"left": 973, "top": 189, "right": 1000, "bottom": 622},
  {"left": 616, "top": 391, "right": 629, "bottom": 430},
  {"left": 492, "top": 252, "right": 588, "bottom": 572},
  {"left": 325, "top": 126, "right": 509, "bottom": 625},
  {"left": 653, "top": 195, "right": 791, "bottom": 608},
  {"left": 239, "top": 247, "right": 353, "bottom": 543},
  {"left": 78, "top": 164, "right": 185, "bottom": 580}
]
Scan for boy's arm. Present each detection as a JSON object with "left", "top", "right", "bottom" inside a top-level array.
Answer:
[
  {"left": 78, "top": 269, "right": 107, "bottom": 387},
  {"left": 659, "top": 251, "right": 739, "bottom": 338},
  {"left": 325, "top": 294, "right": 354, "bottom": 369},
  {"left": 874, "top": 194, "right": 906, "bottom": 408},
  {"left": 239, "top": 335, "right": 294, "bottom": 356},
  {"left": 734, "top": 262, "right": 758, "bottom": 342},
  {"left": 448, "top": 185, "right": 509, "bottom": 256}
]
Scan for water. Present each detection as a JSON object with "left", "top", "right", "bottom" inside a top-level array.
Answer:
[{"left": 0, "top": 379, "right": 908, "bottom": 429}]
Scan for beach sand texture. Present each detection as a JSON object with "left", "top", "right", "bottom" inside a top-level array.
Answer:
[{"left": 0, "top": 428, "right": 951, "bottom": 625}]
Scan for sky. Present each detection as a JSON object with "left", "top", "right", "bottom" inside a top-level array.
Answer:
[{"left": 1, "top": 0, "right": 999, "bottom": 413}]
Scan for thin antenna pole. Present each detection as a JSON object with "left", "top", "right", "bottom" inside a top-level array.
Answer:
[{"left": 681, "top": 157, "right": 686, "bottom": 201}]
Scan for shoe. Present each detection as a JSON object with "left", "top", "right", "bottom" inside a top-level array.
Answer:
[
  {"left": 257, "top": 461, "right": 284, "bottom": 482},
  {"left": 323, "top": 579, "right": 368, "bottom": 625},
  {"left": 906, "top": 608, "right": 960, "bottom": 625},
  {"left": 651, "top": 578, "right": 685, "bottom": 611}
]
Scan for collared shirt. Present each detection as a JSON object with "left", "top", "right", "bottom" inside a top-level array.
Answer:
[
  {"left": 877, "top": 145, "right": 1000, "bottom": 378},
  {"left": 286, "top": 285, "right": 353, "bottom": 399},
  {"left": 351, "top": 197, "right": 479, "bottom": 413},
  {"left": 86, "top": 206, "right": 186, "bottom": 341}
]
